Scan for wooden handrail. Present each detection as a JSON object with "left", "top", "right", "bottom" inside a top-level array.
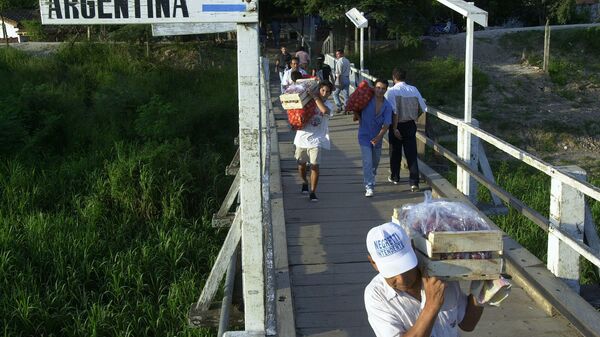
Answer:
[
  {"left": 426, "top": 107, "right": 600, "bottom": 203},
  {"left": 416, "top": 132, "right": 600, "bottom": 268}
]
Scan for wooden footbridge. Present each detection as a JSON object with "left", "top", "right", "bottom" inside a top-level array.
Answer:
[
  {"left": 190, "top": 57, "right": 600, "bottom": 336},
  {"left": 34, "top": 0, "right": 600, "bottom": 336}
]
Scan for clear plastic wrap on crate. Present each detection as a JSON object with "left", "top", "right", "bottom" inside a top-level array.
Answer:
[
  {"left": 397, "top": 191, "right": 494, "bottom": 260},
  {"left": 397, "top": 191, "right": 490, "bottom": 235}
]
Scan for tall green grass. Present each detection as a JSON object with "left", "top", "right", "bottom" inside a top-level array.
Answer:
[{"left": 0, "top": 43, "right": 238, "bottom": 336}]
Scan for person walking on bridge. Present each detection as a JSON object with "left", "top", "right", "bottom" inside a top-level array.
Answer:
[
  {"left": 364, "top": 222, "right": 484, "bottom": 337},
  {"left": 281, "top": 57, "right": 307, "bottom": 93},
  {"left": 294, "top": 81, "right": 335, "bottom": 202},
  {"left": 296, "top": 46, "right": 311, "bottom": 71},
  {"left": 333, "top": 48, "right": 350, "bottom": 114},
  {"left": 356, "top": 79, "right": 393, "bottom": 197},
  {"left": 275, "top": 46, "right": 292, "bottom": 93},
  {"left": 385, "top": 69, "right": 427, "bottom": 192}
]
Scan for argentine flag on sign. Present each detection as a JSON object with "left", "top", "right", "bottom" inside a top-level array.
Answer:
[{"left": 201, "top": 0, "right": 247, "bottom": 12}]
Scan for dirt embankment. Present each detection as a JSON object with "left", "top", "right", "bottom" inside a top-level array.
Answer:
[{"left": 424, "top": 27, "right": 600, "bottom": 176}]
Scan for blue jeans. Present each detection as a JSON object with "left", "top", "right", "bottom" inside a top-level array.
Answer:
[
  {"left": 361, "top": 145, "right": 382, "bottom": 189},
  {"left": 333, "top": 81, "right": 349, "bottom": 109}
]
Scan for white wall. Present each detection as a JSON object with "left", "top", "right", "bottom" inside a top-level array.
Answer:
[{"left": 0, "top": 21, "right": 19, "bottom": 39}]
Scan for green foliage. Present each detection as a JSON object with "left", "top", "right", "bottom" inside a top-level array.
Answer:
[
  {"left": 362, "top": 47, "right": 489, "bottom": 109},
  {"left": 109, "top": 24, "right": 152, "bottom": 43},
  {"left": 549, "top": 58, "right": 579, "bottom": 85},
  {"left": 21, "top": 19, "right": 45, "bottom": 41},
  {"left": 0, "top": 43, "right": 237, "bottom": 336}
]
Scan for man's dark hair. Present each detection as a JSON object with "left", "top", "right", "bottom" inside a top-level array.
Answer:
[
  {"left": 297, "top": 46, "right": 305, "bottom": 52},
  {"left": 392, "top": 68, "right": 407, "bottom": 81},
  {"left": 291, "top": 71, "right": 303, "bottom": 82},
  {"left": 336, "top": 48, "right": 344, "bottom": 54},
  {"left": 374, "top": 79, "right": 389, "bottom": 88},
  {"left": 316, "top": 53, "right": 325, "bottom": 60},
  {"left": 290, "top": 56, "right": 300, "bottom": 63},
  {"left": 319, "top": 80, "right": 334, "bottom": 92}
]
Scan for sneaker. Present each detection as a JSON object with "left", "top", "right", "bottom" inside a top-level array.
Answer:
[
  {"left": 388, "top": 176, "right": 399, "bottom": 185},
  {"left": 365, "top": 188, "right": 374, "bottom": 197},
  {"left": 301, "top": 183, "right": 309, "bottom": 194},
  {"left": 410, "top": 185, "right": 420, "bottom": 192},
  {"left": 309, "top": 192, "right": 319, "bottom": 202}
]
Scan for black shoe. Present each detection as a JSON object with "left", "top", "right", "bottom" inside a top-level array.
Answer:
[
  {"left": 388, "top": 176, "right": 399, "bottom": 185},
  {"left": 301, "top": 183, "right": 309, "bottom": 194},
  {"left": 309, "top": 192, "right": 318, "bottom": 202},
  {"left": 410, "top": 185, "right": 420, "bottom": 192}
]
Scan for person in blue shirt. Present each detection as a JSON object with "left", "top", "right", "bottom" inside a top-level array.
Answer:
[{"left": 356, "top": 79, "right": 393, "bottom": 197}]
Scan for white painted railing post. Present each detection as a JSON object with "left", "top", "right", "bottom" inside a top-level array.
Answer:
[
  {"left": 547, "top": 165, "right": 587, "bottom": 293},
  {"left": 236, "top": 22, "right": 265, "bottom": 332},
  {"left": 457, "top": 17, "right": 475, "bottom": 199},
  {"left": 468, "top": 118, "right": 479, "bottom": 202}
]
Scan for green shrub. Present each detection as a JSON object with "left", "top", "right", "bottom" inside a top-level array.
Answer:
[{"left": 0, "top": 43, "right": 235, "bottom": 337}]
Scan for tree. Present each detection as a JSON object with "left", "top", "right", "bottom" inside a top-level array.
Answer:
[
  {"left": 0, "top": 0, "right": 8, "bottom": 47},
  {"left": 271, "top": 0, "right": 434, "bottom": 48}
]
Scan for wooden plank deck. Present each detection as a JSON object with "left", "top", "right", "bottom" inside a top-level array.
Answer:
[{"left": 271, "top": 85, "right": 582, "bottom": 337}]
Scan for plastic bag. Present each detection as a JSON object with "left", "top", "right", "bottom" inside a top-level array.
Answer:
[
  {"left": 397, "top": 191, "right": 490, "bottom": 235},
  {"left": 345, "top": 80, "right": 374, "bottom": 113}
]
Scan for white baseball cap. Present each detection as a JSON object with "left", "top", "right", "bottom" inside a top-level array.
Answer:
[{"left": 366, "top": 222, "right": 418, "bottom": 278}]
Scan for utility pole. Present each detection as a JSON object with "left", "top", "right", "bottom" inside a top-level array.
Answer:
[{"left": 543, "top": 18, "right": 551, "bottom": 72}]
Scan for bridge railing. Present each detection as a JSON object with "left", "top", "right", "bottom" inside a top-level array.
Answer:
[
  {"left": 327, "top": 57, "right": 600, "bottom": 291},
  {"left": 189, "top": 56, "right": 276, "bottom": 337}
]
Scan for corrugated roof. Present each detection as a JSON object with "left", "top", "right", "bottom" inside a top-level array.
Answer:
[{"left": 1, "top": 9, "right": 38, "bottom": 24}]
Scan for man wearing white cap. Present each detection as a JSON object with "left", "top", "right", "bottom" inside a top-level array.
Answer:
[{"left": 364, "top": 222, "right": 483, "bottom": 337}]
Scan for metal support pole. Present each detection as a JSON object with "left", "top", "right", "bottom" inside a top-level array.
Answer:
[
  {"left": 236, "top": 23, "right": 265, "bottom": 333},
  {"left": 360, "top": 27, "right": 364, "bottom": 82},
  {"left": 458, "top": 17, "right": 474, "bottom": 197},
  {"left": 217, "top": 247, "right": 238, "bottom": 337}
]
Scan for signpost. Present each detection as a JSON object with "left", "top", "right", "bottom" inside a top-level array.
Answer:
[
  {"left": 39, "top": 0, "right": 257, "bottom": 24},
  {"left": 152, "top": 22, "right": 235, "bottom": 36},
  {"left": 345, "top": 8, "right": 367, "bottom": 79},
  {"left": 38, "top": 1, "right": 265, "bottom": 335},
  {"left": 436, "top": 0, "right": 487, "bottom": 202}
]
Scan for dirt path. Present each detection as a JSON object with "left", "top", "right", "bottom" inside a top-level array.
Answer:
[{"left": 424, "top": 26, "right": 600, "bottom": 175}]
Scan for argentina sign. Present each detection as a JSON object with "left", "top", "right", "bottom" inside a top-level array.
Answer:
[{"left": 39, "top": 0, "right": 257, "bottom": 24}]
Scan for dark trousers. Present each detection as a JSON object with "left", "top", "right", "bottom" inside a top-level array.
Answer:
[{"left": 388, "top": 120, "right": 419, "bottom": 186}]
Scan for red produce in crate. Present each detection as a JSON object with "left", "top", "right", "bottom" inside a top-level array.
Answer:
[
  {"left": 345, "top": 80, "right": 374, "bottom": 114},
  {"left": 287, "top": 100, "right": 318, "bottom": 130}
]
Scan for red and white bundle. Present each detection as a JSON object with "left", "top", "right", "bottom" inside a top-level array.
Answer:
[{"left": 345, "top": 80, "right": 374, "bottom": 113}]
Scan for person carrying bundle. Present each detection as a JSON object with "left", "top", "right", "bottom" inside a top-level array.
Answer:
[
  {"left": 281, "top": 57, "right": 307, "bottom": 93},
  {"left": 364, "top": 222, "right": 485, "bottom": 337},
  {"left": 355, "top": 79, "right": 393, "bottom": 197},
  {"left": 293, "top": 81, "right": 334, "bottom": 202}
]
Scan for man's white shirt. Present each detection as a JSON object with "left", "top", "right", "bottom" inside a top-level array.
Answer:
[
  {"left": 385, "top": 82, "right": 428, "bottom": 119},
  {"left": 281, "top": 67, "right": 308, "bottom": 91},
  {"left": 364, "top": 274, "right": 467, "bottom": 337},
  {"left": 294, "top": 101, "right": 334, "bottom": 150}
]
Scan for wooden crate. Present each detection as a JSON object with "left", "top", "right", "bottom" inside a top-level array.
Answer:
[
  {"left": 280, "top": 79, "right": 319, "bottom": 110},
  {"left": 392, "top": 216, "right": 503, "bottom": 280},
  {"left": 280, "top": 91, "right": 311, "bottom": 110}
]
